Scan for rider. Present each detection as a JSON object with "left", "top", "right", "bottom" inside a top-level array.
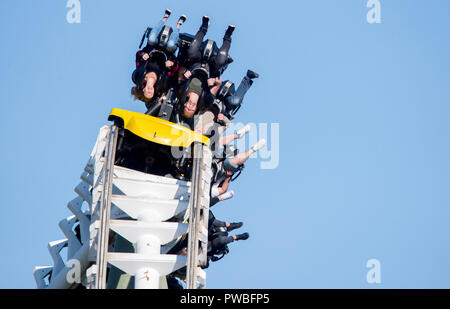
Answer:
[
  {"left": 146, "top": 9, "right": 186, "bottom": 54},
  {"left": 179, "top": 16, "right": 235, "bottom": 78},
  {"left": 131, "top": 9, "right": 186, "bottom": 104},
  {"left": 206, "top": 211, "right": 249, "bottom": 265}
]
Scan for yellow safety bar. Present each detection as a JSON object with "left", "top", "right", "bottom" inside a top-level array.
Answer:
[{"left": 108, "top": 109, "right": 209, "bottom": 148}]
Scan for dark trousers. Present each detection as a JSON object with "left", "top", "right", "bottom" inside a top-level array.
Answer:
[
  {"left": 211, "top": 235, "right": 234, "bottom": 252},
  {"left": 187, "top": 26, "right": 208, "bottom": 62},
  {"left": 212, "top": 218, "right": 227, "bottom": 228},
  {"left": 188, "top": 28, "right": 232, "bottom": 75},
  {"left": 225, "top": 76, "right": 253, "bottom": 108},
  {"left": 212, "top": 36, "right": 231, "bottom": 71}
]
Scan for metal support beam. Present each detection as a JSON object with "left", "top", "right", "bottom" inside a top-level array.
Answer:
[
  {"left": 95, "top": 125, "right": 118, "bottom": 289},
  {"left": 186, "top": 142, "right": 203, "bottom": 289}
]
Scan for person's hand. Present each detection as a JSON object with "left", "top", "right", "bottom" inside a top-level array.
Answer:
[
  {"left": 214, "top": 77, "right": 222, "bottom": 86},
  {"left": 177, "top": 247, "right": 188, "bottom": 256},
  {"left": 165, "top": 60, "right": 174, "bottom": 68},
  {"left": 184, "top": 70, "right": 192, "bottom": 79},
  {"left": 225, "top": 169, "right": 233, "bottom": 177},
  {"left": 207, "top": 78, "right": 215, "bottom": 87},
  {"left": 217, "top": 113, "right": 225, "bottom": 122},
  {"left": 158, "top": 94, "right": 166, "bottom": 103},
  {"left": 142, "top": 53, "right": 150, "bottom": 61}
]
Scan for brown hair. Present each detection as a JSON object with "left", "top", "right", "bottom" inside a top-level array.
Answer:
[{"left": 131, "top": 86, "right": 152, "bottom": 104}]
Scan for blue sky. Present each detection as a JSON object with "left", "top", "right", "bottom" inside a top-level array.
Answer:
[{"left": 1, "top": 0, "right": 450, "bottom": 289}]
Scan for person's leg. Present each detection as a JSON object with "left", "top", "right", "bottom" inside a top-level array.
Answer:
[
  {"left": 148, "top": 9, "right": 171, "bottom": 46},
  {"left": 219, "top": 134, "right": 238, "bottom": 147},
  {"left": 225, "top": 70, "right": 259, "bottom": 108},
  {"left": 232, "top": 76, "right": 252, "bottom": 104},
  {"left": 218, "top": 190, "right": 234, "bottom": 202},
  {"left": 217, "top": 115, "right": 231, "bottom": 136},
  {"left": 226, "top": 139, "right": 266, "bottom": 167},
  {"left": 219, "top": 125, "right": 251, "bottom": 146},
  {"left": 233, "top": 232, "right": 249, "bottom": 241},
  {"left": 234, "top": 70, "right": 258, "bottom": 101},
  {"left": 166, "top": 15, "right": 186, "bottom": 53},
  {"left": 223, "top": 158, "right": 239, "bottom": 173},
  {"left": 211, "top": 235, "right": 234, "bottom": 252},
  {"left": 212, "top": 218, "right": 227, "bottom": 228},
  {"left": 166, "top": 28, "right": 179, "bottom": 53},
  {"left": 187, "top": 16, "right": 209, "bottom": 62},
  {"left": 227, "top": 221, "right": 243, "bottom": 232},
  {"left": 213, "top": 25, "right": 235, "bottom": 71},
  {"left": 211, "top": 233, "right": 248, "bottom": 252}
]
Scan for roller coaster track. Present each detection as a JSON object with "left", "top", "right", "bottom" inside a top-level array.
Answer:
[{"left": 33, "top": 125, "right": 212, "bottom": 289}]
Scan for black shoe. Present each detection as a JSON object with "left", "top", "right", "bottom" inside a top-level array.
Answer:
[
  {"left": 225, "top": 25, "right": 235, "bottom": 37},
  {"left": 164, "top": 9, "right": 172, "bottom": 18},
  {"left": 246, "top": 69, "right": 259, "bottom": 79},
  {"left": 202, "top": 16, "right": 210, "bottom": 28},
  {"left": 235, "top": 232, "right": 249, "bottom": 241},
  {"left": 227, "top": 222, "right": 243, "bottom": 232},
  {"left": 178, "top": 14, "right": 187, "bottom": 25}
]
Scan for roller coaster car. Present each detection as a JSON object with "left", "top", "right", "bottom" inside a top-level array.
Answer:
[{"left": 108, "top": 109, "right": 209, "bottom": 181}]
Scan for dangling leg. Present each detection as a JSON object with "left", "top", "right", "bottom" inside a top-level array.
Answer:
[
  {"left": 218, "top": 190, "right": 234, "bottom": 202},
  {"left": 187, "top": 16, "right": 209, "bottom": 62},
  {"left": 233, "top": 233, "right": 249, "bottom": 241},
  {"left": 225, "top": 70, "right": 259, "bottom": 109},
  {"left": 226, "top": 221, "right": 243, "bottom": 232},
  {"left": 234, "top": 70, "right": 258, "bottom": 104},
  {"left": 212, "top": 218, "right": 227, "bottom": 228},
  {"left": 166, "top": 14, "right": 186, "bottom": 53},
  {"left": 219, "top": 125, "right": 251, "bottom": 146},
  {"left": 211, "top": 235, "right": 235, "bottom": 252},
  {"left": 225, "top": 139, "right": 266, "bottom": 168},
  {"left": 213, "top": 25, "right": 235, "bottom": 71},
  {"left": 148, "top": 9, "right": 171, "bottom": 46}
]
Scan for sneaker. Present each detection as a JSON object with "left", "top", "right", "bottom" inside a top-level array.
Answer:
[
  {"left": 250, "top": 139, "right": 266, "bottom": 152},
  {"left": 220, "top": 190, "right": 234, "bottom": 201},
  {"left": 202, "top": 16, "right": 210, "bottom": 28},
  {"left": 164, "top": 9, "right": 172, "bottom": 18},
  {"left": 246, "top": 69, "right": 259, "bottom": 79},
  {"left": 235, "top": 232, "right": 249, "bottom": 241},
  {"left": 178, "top": 14, "right": 187, "bottom": 25},
  {"left": 236, "top": 125, "right": 251, "bottom": 139},
  {"left": 225, "top": 25, "right": 235, "bottom": 37},
  {"left": 227, "top": 222, "right": 243, "bottom": 232}
]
